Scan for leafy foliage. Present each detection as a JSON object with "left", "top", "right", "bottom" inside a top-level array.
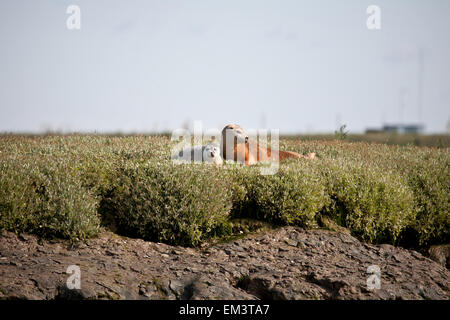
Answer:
[
  {"left": 0, "top": 135, "right": 448, "bottom": 248},
  {"left": 100, "top": 161, "right": 232, "bottom": 246}
]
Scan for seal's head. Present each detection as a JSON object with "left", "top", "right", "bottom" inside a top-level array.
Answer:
[
  {"left": 221, "top": 124, "right": 249, "bottom": 161},
  {"left": 221, "top": 124, "right": 248, "bottom": 144}
]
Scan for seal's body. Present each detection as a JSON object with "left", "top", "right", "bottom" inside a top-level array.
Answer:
[
  {"left": 220, "top": 124, "right": 315, "bottom": 165},
  {"left": 172, "top": 143, "right": 223, "bottom": 165}
]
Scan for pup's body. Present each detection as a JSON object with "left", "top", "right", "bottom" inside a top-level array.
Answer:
[
  {"left": 221, "top": 124, "right": 315, "bottom": 165},
  {"left": 172, "top": 143, "right": 223, "bottom": 165}
]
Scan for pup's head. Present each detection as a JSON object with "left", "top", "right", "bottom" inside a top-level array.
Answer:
[{"left": 203, "top": 143, "right": 223, "bottom": 165}]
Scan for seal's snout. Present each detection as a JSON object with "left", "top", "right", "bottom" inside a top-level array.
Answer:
[
  {"left": 245, "top": 136, "right": 249, "bottom": 143},
  {"left": 210, "top": 151, "right": 214, "bottom": 157}
]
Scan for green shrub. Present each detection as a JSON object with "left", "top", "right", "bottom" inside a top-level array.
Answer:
[
  {"left": 0, "top": 158, "right": 101, "bottom": 241},
  {"left": 319, "top": 159, "right": 417, "bottom": 244},
  {"left": 100, "top": 161, "right": 233, "bottom": 246},
  {"left": 395, "top": 149, "right": 449, "bottom": 246},
  {"left": 228, "top": 161, "right": 329, "bottom": 228},
  {"left": 0, "top": 135, "right": 448, "bottom": 249},
  {"left": 226, "top": 165, "right": 259, "bottom": 218}
]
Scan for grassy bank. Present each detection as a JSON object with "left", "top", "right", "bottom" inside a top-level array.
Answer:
[{"left": 0, "top": 135, "right": 448, "bottom": 248}]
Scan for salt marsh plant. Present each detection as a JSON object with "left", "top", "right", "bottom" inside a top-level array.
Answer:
[{"left": 0, "top": 134, "right": 448, "bottom": 248}]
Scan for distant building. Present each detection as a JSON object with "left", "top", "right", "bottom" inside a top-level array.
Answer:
[{"left": 366, "top": 124, "right": 425, "bottom": 134}]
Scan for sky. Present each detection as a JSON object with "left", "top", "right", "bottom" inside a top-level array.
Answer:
[{"left": 0, "top": 0, "right": 449, "bottom": 134}]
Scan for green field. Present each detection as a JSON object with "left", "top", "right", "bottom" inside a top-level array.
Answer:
[{"left": 0, "top": 134, "right": 448, "bottom": 249}]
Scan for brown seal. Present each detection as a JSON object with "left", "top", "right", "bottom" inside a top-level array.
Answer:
[{"left": 220, "top": 124, "right": 315, "bottom": 165}]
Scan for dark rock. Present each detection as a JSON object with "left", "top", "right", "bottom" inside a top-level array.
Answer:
[
  {"left": 284, "top": 239, "right": 298, "bottom": 247},
  {"left": 0, "top": 227, "right": 448, "bottom": 300}
]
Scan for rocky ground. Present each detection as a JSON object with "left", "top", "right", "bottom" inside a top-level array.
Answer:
[{"left": 0, "top": 226, "right": 448, "bottom": 300}]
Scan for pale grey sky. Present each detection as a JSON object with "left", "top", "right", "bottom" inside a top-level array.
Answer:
[{"left": 0, "top": 0, "right": 449, "bottom": 133}]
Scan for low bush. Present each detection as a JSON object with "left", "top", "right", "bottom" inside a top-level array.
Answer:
[
  {"left": 0, "top": 135, "right": 448, "bottom": 249},
  {"left": 0, "top": 158, "right": 101, "bottom": 241},
  {"left": 229, "top": 162, "right": 329, "bottom": 228},
  {"left": 100, "top": 161, "right": 233, "bottom": 246},
  {"left": 393, "top": 149, "right": 449, "bottom": 246},
  {"left": 318, "top": 159, "right": 417, "bottom": 244}
]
